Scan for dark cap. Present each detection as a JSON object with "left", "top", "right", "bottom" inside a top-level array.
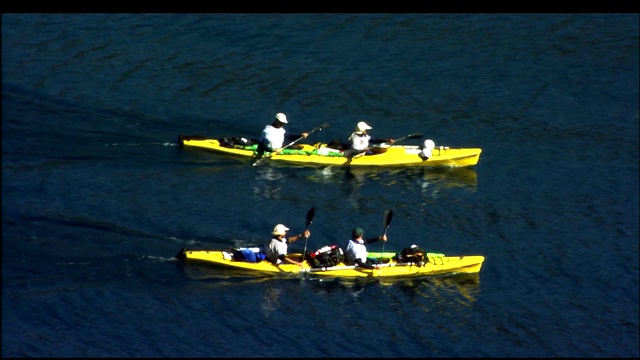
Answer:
[{"left": 352, "top": 227, "right": 364, "bottom": 237}]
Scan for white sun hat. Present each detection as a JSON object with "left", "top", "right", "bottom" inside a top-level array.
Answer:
[
  {"left": 275, "top": 113, "right": 288, "bottom": 123},
  {"left": 355, "top": 121, "right": 372, "bottom": 133},
  {"left": 423, "top": 139, "right": 435, "bottom": 150},
  {"left": 421, "top": 139, "right": 435, "bottom": 159},
  {"left": 272, "top": 224, "right": 290, "bottom": 235}
]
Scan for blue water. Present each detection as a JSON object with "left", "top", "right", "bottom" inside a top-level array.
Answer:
[{"left": 2, "top": 13, "right": 638, "bottom": 357}]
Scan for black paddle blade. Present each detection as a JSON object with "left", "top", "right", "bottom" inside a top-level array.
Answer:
[
  {"left": 384, "top": 209, "right": 393, "bottom": 228},
  {"left": 308, "top": 123, "right": 330, "bottom": 135},
  {"left": 306, "top": 207, "right": 316, "bottom": 227}
]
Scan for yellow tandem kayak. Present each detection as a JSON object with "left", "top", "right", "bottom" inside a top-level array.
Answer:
[
  {"left": 178, "top": 136, "right": 482, "bottom": 168},
  {"left": 175, "top": 249, "right": 485, "bottom": 279}
]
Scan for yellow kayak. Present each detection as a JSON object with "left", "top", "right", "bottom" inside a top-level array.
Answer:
[
  {"left": 175, "top": 249, "right": 485, "bottom": 278},
  {"left": 178, "top": 136, "right": 481, "bottom": 168}
]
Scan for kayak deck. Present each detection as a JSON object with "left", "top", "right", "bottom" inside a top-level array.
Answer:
[
  {"left": 175, "top": 249, "right": 485, "bottom": 278},
  {"left": 178, "top": 137, "right": 481, "bottom": 168}
]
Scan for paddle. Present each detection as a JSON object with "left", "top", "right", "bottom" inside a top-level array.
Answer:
[
  {"left": 370, "top": 133, "right": 423, "bottom": 154},
  {"left": 381, "top": 209, "right": 393, "bottom": 263},
  {"left": 342, "top": 133, "right": 423, "bottom": 160},
  {"left": 300, "top": 207, "right": 315, "bottom": 264},
  {"left": 388, "top": 133, "right": 422, "bottom": 145},
  {"left": 252, "top": 123, "right": 330, "bottom": 167}
]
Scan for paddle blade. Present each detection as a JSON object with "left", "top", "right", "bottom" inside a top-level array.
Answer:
[
  {"left": 306, "top": 207, "right": 316, "bottom": 228},
  {"left": 308, "top": 122, "right": 330, "bottom": 135},
  {"left": 252, "top": 158, "right": 266, "bottom": 167},
  {"left": 383, "top": 209, "right": 393, "bottom": 229}
]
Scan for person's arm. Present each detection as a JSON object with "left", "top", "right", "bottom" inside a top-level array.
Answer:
[
  {"left": 286, "top": 229, "right": 310, "bottom": 243},
  {"left": 281, "top": 254, "right": 304, "bottom": 266},
  {"left": 364, "top": 233, "right": 387, "bottom": 244},
  {"left": 274, "top": 133, "right": 307, "bottom": 154},
  {"left": 255, "top": 129, "right": 272, "bottom": 157},
  {"left": 369, "top": 137, "right": 394, "bottom": 145},
  {"left": 354, "top": 258, "right": 375, "bottom": 269}
]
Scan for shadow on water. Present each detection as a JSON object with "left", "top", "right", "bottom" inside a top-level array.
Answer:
[{"left": 174, "top": 259, "right": 298, "bottom": 284}]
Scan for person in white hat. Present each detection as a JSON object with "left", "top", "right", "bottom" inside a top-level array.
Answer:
[
  {"left": 263, "top": 223, "right": 311, "bottom": 266},
  {"left": 419, "top": 139, "right": 436, "bottom": 160},
  {"left": 255, "top": 113, "right": 309, "bottom": 158},
  {"left": 347, "top": 121, "right": 394, "bottom": 153}
]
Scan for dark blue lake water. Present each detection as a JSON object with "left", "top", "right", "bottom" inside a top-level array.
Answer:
[{"left": 2, "top": 13, "right": 638, "bottom": 357}]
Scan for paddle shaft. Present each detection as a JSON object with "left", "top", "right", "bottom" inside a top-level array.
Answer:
[
  {"left": 303, "top": 263, "right": 393, "bottom": 273},
  {"left": 253, "top": 123, "right": 329, "bottom": 166},
  {"left": 390, "top": 133, "right": 422, "bottom": 144},
  {"left": 291, "top": 122, "right": 329, "bottom": 146},
  {"left": 300, "top": 207, "right": 315, "bottom": 264},
  {"left": 381, "top": 210, "right": 393, "bottom": 263},
  {"left": 343, "top": 133, "right": 422, "bottom": 160},
  {"left": 370, "top": 133, "right": 422, "bottom": 151},
  {"left": 302, "top": 260, "right": 436, "bottom": 273}
]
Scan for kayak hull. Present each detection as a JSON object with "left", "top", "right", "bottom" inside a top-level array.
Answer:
[
  {"left": 175, "top": 249, "right": 485, "bottom": 278},
  {"left": 178, "top": 137, "right": 481, "bottom": 168}
]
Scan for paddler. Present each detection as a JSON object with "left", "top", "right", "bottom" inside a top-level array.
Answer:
[
  {"left": 264, "top": 223, "right": 310, "bottom": 266},
  {"left": 255, "top": 113, "right": 308, "bottom": 157},
  {"left": 344, "top": 227, "right": 387, "bottom": 269}
]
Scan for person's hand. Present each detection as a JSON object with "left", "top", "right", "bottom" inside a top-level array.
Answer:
[
  {"left": 388, "top": 139, "right": 394, "bottom": 144},
  {"left": 301, "top": 132, "right": 309, "bottom": 138},
  {"left": 302, "top": 229, "right": 311, "bottom": 238},
  {"left": 274, "top": 148, "right": 283, "bottom": 154},
  {"left": 380, "top": 234, "right": 388, "bottom": 242}
]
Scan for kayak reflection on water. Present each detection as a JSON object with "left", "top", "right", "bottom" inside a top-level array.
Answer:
[
  {"left": 311, "top": 166, "right": 478, "bottom": 190},
  {"left": 304, "top": 273, "right": 481, "bottom": 304},
  {"left": 252, "top": 167, "right": 286, "bottom": 200}
]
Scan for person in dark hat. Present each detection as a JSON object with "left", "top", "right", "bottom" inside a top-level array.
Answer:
[{"left": 344, "top": 227, "right": 387, "bottom": 269}]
